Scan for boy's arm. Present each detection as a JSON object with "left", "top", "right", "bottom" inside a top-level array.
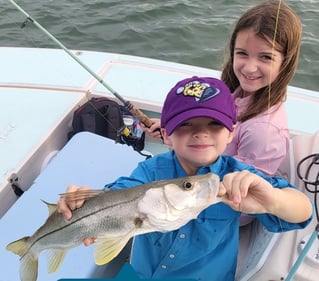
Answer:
[
  {"left": 266, "top": 187, "right": 313, "bottom": 223},
  {"left": 219, "top": 171, "right": 313, "bottom": 223}
]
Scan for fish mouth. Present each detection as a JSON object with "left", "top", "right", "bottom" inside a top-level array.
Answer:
[
  {"left": 198, "top": 180, "right": 222, "bottom": 205},
  {"left": 196, "top": 182, "right": 213, "bottom": 199}
]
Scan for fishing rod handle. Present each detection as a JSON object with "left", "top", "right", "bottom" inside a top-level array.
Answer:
[{"left": 125, "top": 102, "right": 154, "bottom": 128}]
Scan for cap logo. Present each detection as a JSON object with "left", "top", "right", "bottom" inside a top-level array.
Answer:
[{"left": 176, "top": 80, "right": 220, "bottom": 103}]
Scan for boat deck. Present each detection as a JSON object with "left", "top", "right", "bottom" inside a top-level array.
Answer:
[{"left": 0, "top": 132, "right": 146, "bottom": 280}]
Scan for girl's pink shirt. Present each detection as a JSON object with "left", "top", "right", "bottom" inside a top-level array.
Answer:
[{"left": 224, "top": 88, "right": 289, "bottom": 176}]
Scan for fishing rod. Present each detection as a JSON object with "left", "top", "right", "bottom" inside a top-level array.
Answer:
[{"left": 8, "top": 0, "right": 154, "bottom": 128}]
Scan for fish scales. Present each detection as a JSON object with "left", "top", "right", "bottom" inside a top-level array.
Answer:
[{"left": 28, "top": 186, "right": 154, "bottom": 255}]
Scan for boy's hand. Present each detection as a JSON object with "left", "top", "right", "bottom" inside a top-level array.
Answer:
[
  {"left": 57, "top": 185, "right": 96, "bottom": 246},
  {"left": 57, "top": 185, "right": 88, "bottom": 220},
  {"left": 219, "top": 171, "right": 275, "bottom": 214}
]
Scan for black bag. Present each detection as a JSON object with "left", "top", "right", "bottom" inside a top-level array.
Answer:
[{"left": 68, "top": 97, "right": 146, "bottom": 153}]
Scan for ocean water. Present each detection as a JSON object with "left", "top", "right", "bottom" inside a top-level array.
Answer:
[{"left": 1, "top": 0, "right": 318, "bottom": 91}]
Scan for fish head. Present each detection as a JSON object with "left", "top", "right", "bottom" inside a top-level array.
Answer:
[
  {"left": 138, "top": 173, "right": 221, "bottom": 232},
  {"left": 164, "top": 173, "right": 221, "bottom": 212}
]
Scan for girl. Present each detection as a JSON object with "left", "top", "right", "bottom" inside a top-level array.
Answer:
[
  {"left": 142, "top": 1, "right": 302, "bottom": 177},
  {"left": 221, "top": 0, "right": 302, "bottom": 175}
]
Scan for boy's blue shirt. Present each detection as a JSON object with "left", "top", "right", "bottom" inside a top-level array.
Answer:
[{"left": 107, "top": 151, "right": 312, "bottom": 281}]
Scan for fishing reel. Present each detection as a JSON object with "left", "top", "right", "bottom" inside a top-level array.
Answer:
[
  {"left": 117, "top": 121, "right": 150, "bottom": 158},
  {"left": 117, "top": 114, "right": 142, "bottom": 142}
]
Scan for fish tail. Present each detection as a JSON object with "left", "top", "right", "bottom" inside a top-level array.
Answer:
[
  {"left": 20, "top": 252, "right": 38, "bottom": 281},
  {"left": 6, "top": 237, "right": 38, "bottom": 281},
  {"left": 6, "top": 236, "right": 29, "bottom": 256}
]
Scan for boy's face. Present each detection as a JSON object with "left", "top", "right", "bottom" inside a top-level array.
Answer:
[{"left": 162, "top": 117, "right": 234, "bottom": 175}]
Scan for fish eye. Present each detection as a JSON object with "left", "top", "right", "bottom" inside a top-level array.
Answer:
[{"left": 182, "top": 181, "right": 194, "bottom": 190}]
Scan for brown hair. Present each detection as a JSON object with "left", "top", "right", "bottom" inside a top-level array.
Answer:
[{"left": 221, "top": 0, "right": 302, "bottom": 122}]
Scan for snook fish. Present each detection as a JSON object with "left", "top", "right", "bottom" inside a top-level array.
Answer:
[{"left": 6, "top": 173, "right": 221, "bottom": 281}]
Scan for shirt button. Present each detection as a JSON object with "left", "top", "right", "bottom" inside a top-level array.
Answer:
[
  {"left": 169, "top": 254, "right": 175, "bottom": 259},
  {"left": 179, "top": 233, "right": 186, "bottom": 239},
  {"left": 161, "top": 264, "right": 167, "bottom": 269}
]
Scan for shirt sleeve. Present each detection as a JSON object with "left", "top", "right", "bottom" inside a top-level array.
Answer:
[
  {"left": 104, "top": 151, "right": 175, "bottom": 190},
  {"left": 234, "top": 121, "right": 289, "bottom": 175},
  {"left": 250, "top": 169, "right": 313, "bottom": 231},
  {"left": 104, "top": 164, "right": 150, "bottom": 190}
]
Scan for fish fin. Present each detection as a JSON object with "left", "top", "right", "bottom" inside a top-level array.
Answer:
[
  {"left": 41, "top": 200, "right": 57, "bottom": 216},
  {"left": 7, "top": 237, "right": 39, "bottom": 281},
  {"left": 59, "top": 189, "right": 104, "bottom": 202},
  {"left": 20, "top": 252, "right": 38, "bottom": 281},
  {"left": 6, "top": 236, "right": 29, "bottom": 256},
  {"left": 94, "top": 235, "right": 131, "bottom": 265},
  {"left": 47, "top": 249, "right": 68, "bottom": 273}
]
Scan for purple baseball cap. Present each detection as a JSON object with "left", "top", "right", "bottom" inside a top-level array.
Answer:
[{"left": 161, "top": 76, "right": 237, "bottom": 135}]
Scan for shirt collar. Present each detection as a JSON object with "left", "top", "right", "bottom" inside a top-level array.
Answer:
[{"left": 172, "top": 151, "right": 224, "bottom": 177}]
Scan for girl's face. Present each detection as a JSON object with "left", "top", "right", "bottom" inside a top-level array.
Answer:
[
  {"left": 233, "top": 28, "right": 283, "bottom": 97},
  {"left": 162, "top": 117, "right": 234, "bottom": 175}
]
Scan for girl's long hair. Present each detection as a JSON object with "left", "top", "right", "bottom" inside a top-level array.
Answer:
[{"left": 221, "top": 0, "right": 302, "bottom": 122}]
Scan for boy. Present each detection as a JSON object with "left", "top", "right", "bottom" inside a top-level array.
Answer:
[{"left": 58, "top": 76, "right": 312, "bottom": 281}]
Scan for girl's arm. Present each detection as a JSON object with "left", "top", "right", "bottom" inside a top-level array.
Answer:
[{"left": 227, "top": 121, "right": 289, "bottom": 175}]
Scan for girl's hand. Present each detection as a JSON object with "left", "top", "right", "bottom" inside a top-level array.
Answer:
[{"left": 140, "top": 118, "right": 162, "bottom": 139}]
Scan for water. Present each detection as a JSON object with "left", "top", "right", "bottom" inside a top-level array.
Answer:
[{"left": 1, "top": 0, "right": 318, "bottom": 91}]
